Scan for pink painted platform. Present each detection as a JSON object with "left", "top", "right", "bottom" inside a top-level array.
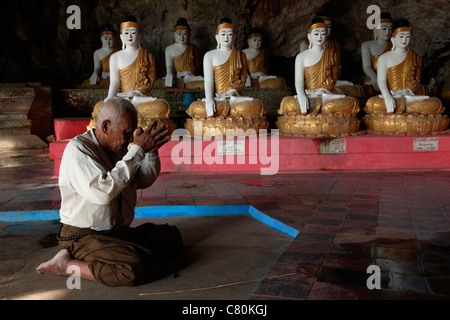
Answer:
[
  {"left": 50, "top": 118, "right": 450, "bottom": 176},
  {"left": 53, "top": 117, "right": 90, "bottom": 140}
]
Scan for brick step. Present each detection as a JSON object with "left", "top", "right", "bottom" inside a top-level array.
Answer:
[
  {"left": 0, "top": 100, "right": 33, "bottom": 113},
  {"left": 0, "top": 135, "right": 48, "bottom": 150},
  {"left": 0, "top": 87, "right": 35, "bottom": 98},
  {"left": 0, "top": 127, "right": 30, "bottom": 137},
  {"left": 0, "top": 149, "right": 51, "bottom": 167},
  {"left": 0, "top": 115, "right": 31, "bottom": 129}
]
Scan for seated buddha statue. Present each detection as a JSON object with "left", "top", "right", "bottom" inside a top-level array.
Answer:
[
  {"left": 300, "top": 15, "right": 366, "bottom": 98},
  {"left": 300, "top": 15, "right": 341, "bottom": 78},
  {"left": 277, "top": 18, "right": 360, "bottom": 136},
  {"left": 184, "top": 18, "right": 268, "bottom": 136},
  {"left": 88, "top": 16, "right": 175, "bottom": 133},
  {"left": 364, "top": 20, "right": 447, "bottom": 134},
  {"left": 242, "top": 28, "right": 287, "bottom": 89},
  {"left": 78, "top": 24, "right": 119, "bottom": 89},
  {"left": 361, "top": 12, "right": 394, "bottom": 93},
  {"left": 164, "top": 18, "right": 204, "bottom": 90}
]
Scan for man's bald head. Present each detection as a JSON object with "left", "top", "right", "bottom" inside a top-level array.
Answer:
[{"left": 97, "top": 97, "right": 138, "bottom": 130}]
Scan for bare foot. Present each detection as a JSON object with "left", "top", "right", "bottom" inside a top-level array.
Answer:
[{"left": 36, "top": 249, "right": 71, "bottom": 276}]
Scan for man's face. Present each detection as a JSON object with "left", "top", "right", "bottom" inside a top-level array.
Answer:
[{"left": 106, "top": 110, "right": 137, "bottom": 155}]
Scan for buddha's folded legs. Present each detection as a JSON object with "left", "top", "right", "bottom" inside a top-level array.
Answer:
[
  {"left": 365, "top": 96, "right": 406, "bottom": 114},
  {"left": 258, "top": 77, "right": 287, "bottom": 89},
  {"left": 322, "top": 96, "right": 360, "bottom": 114},
  {"left": 278, "top": 95, "right": 358, "bottom": 115},
  {"left": 135, "top": 99, "right": 173, "bottom": 118},
  {"left": 365, "top": 96, "right": 444, "bottom": 114},
  {"left": 186, "top": 100, "right": 230, "bottom": 118},
  {"left": 405, "top": 97, "right": 444, "bottom": 114},
  {"left": 186, "top": 98, "right": 266, "bottom": 118},
  {"left": 229, "top": 98, "right": 266, "bottom": 117},
  {"left": 278, "top": 96, "right": 320, "bottom": 115}
]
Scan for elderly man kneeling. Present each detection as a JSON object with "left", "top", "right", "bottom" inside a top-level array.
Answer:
[{"left": 36, "top": 97, "right": 183, "bottom": 287}]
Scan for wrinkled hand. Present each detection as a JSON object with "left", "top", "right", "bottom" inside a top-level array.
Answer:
[{"left": 133, "top": 120, "right": 170, "bottom": 153}]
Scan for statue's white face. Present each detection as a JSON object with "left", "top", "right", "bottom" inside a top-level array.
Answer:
[
  {"left": 310, "top": 27, "right": 327, "bottom": 47},
  {"left": 121, "top": 27, "right": 139, "bottom": 47},
  {"left": 375, "top": 22, "right": 393, "bottom": 41},
  {"left": 174, "top": 29, "right": 189, "bottom": 44},
  {"left": 216, "top": 28, "right": 234, "bottom": 49},
  {"left": 248, "top": 36, "right": 262, "bottom": 50},
  {"left": 393, "top": 31, "right": 411, "bottom": 49},
  {"left": 101, "top": 34, "right": 114, "bottom": 48}
]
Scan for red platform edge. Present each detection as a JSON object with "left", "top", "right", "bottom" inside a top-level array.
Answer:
[{"left": 50, "top": 118, "right": 450, "bottom": 176}]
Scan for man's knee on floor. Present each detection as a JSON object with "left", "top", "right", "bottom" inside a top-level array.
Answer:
[{"left": 89, "top": 259, "right": 152, "bottom": 287}]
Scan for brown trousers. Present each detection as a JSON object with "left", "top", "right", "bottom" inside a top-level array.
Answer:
[{"left": 59, "top": 222, "right": 183, "bottom": 287}]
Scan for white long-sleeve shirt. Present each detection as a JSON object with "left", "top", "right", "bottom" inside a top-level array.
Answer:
[{"left": 58, "top": 130, "right": 161, "bottom": 231}]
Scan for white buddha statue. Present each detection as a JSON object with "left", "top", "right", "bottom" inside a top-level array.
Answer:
[
  {"left": 365, "top": 20, "right": 444, "bottom": 114},
  {"left": 300, "top": 15, "right": 341, "bottom": 78},
  {"left": 361, "top": 12, "right": 394, "bottom": 92},
  {"left": 184, "top": 18, "right": 268, "bottom": 136},
  {"left": 300, "top": 15, "right": 367, "bottom": 98},
  {"left": 88, "top": 15, "right": 175, "bottom": 132},
  {"left": 243, "top": 28, "right": 287, "bottom": 89},
  {"left": 364, "top": 20, "right": 447, "bottom": 134},
  {"left": 78, "top": 24, "right": 119, "bottom": 89},
  {"left": 280, "top": 18, "right": 358, "bottom": 114},
  {"left": 164, "top": 18, "right": 204, "bottom": 89},
  {"left": 277, "top": 18, "right": 360, "bottom": 136}
]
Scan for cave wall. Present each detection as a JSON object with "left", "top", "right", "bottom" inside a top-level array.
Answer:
[{"left": 1, "top": 0, "right": 449, "bottom": 91}]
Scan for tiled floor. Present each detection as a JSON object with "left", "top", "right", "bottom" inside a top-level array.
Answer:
[{"left": 1, "top": 162, "right": 450, "bottom": 299}]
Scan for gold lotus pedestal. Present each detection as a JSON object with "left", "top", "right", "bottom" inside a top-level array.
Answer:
[
  {"left": 184, "top": 97, "right": 269, "bottom": 137},
  {"left": 185, "top": 116, "right": 269, "bottom": 137},
  {"left": 276, "top": 113, "right": 361, "bottom": 137},
  {"left": 364, "top": 113, "right": 449, "bottom": 135}
]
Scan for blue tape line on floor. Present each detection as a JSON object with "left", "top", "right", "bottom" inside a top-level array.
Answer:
[
  {"left": 0, "top": 205, "right": 299, "bottom": 237},
  {"left": 0, "top": 210, "right": 60, "bottom": 222},
  {"left": 134, "top": 205, "right": 251, "bottom": 218}
]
